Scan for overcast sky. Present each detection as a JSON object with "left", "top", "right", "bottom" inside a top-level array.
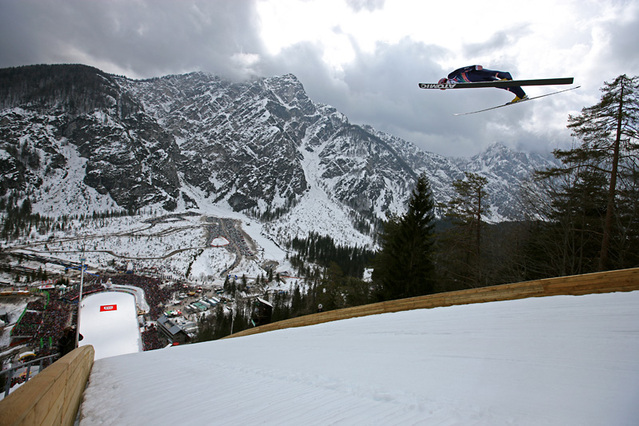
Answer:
[{"left": 1, "top": 0, "right": 638, "bottom": 157}]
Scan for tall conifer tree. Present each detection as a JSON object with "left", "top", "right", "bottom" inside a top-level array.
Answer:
[
  {"left": 373, "top": 174, "right": 436, "bottom": 300},
  {"left": 535, "top": 74, "right": 639, "bottom": 272},
  {"left": 440, "top": 172, "right": 490, "bottom": 286}
]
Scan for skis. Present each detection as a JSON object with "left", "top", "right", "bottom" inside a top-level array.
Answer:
[
  {"left": 453, "top": 86, "right": 581, "bottom": 116},
  {"left": 418, "top": 77, "right": 574, "bottom": 90}
]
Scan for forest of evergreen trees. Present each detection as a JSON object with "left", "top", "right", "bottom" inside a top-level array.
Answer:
[
  {"left": 0, "top": 64, "right": 139, "bottom": 116},
  {"left": 0, "top": 193, "right": 132, "bottom": 241},
  {"left": 286, "top": 232, "right": 375, "bottom": 279}
]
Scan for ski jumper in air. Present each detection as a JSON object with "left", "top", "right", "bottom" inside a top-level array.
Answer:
[{"left": 439, "top": 65, "right": 528, "bottom": 102}]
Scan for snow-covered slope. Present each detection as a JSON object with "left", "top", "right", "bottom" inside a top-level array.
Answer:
[
  {"left": 1, "top": 64, "right": 558, "bottom": 249},
  {"left": 79, "top": 291, "right": 142, "bottom": 360},
  {"left": 80, "top": 291, "right": 639, "bottom": 425}
]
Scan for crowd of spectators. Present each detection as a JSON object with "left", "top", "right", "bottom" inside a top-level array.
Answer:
[
  {"left": 141, "top": 324, "right": 166, "bottom": 351},
  {"left": 108, "top": 274, "right": 182, "bottom": 319},
  {"left": 37, "top": 300, "right": 72, "bottom": 355},
  {"left": 9, "top": 273, "right": 186, "bottom": 356},
  {"left": 10, "top": 308, "right": 42, "bottom": 338},
  {"left": 10, "top": 294, "right": 72, "bottom": 357},
  {"left": 61, "top": 281, "right": 105, "bottom": 302},
  {"left": 25, "top": 300, "right": 45, "bottom": 311}
]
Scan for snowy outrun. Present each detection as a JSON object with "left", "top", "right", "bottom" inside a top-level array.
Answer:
[
  {"left": 79, "top": 292, "right": 639, "bottom": 425},
  {"left": 79, "top": 292, "right": 142, "bottom": 360}
]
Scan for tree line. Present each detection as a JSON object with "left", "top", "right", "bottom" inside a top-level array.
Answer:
[
  {"left": 380, "top": 74, "right": 639, "bottom": 298},
  {"left": 0, "top": 193, "right": 133, "bottom": 241},
  {"left": 286, "top": 232, "right": 375, "bottom": 280}
]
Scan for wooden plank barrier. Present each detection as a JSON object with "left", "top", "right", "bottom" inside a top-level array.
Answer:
[
  {"left": 0, "top": 345, "right": 95, "bottom": 426},
  {"left": 227, "top": 267, "right": 639, "bottom": 339}
]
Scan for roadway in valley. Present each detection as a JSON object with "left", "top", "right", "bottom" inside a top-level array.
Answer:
[
  {"left": 2, "top": 214, "right": 260, "bottom": 279},
  {"left": 204, "top": 216, "right": 256, "bottom": 277}
]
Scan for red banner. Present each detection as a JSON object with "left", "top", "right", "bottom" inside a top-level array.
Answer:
[{"left": 100, "top": 304, "right": 117, "bottom": 312}]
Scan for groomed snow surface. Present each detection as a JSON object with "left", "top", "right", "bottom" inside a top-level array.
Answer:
[
  {"left": 80, "top": 291, "right": 639, "bottom": 425},
  {"left": 78, "top": 292, "right": 142, "bottom": 361}
]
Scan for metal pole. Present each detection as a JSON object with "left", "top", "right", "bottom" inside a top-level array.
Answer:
[
  {"left": 4, "top": 369, "right": 12, "bottom": 397},
  {"left": 230, "top": 307, "right": 234, "bottom": 335},
  {"left": 75, "top": 257, "right": 85, "bottom": 348},
  {"left": 1, "top": 354, "right": 58, "bottom": 397}
]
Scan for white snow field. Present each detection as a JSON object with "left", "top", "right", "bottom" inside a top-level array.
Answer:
[
  {"left": 80, "top": 291, "right": 639, "bottom": 425},
  {"left": 78, "top": 292, "right": 142, "bottom": 361}
]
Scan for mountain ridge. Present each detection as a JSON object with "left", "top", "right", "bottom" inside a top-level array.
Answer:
[{"left": 0, "top": 64, "right": 557, "bottom": 246}]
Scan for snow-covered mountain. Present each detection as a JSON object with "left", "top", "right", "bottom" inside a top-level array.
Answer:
[{"left": 0, "top": 64, "right": 556, "bottom": 245}]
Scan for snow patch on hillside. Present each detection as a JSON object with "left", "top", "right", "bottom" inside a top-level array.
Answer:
[{"left": 263, "top": 139, "right": 373, "bottom": 248}]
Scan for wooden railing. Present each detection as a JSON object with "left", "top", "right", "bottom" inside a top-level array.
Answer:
[
  {"left": 2, "top": 354, "right": 59, "bottom": 398},
  {"left": 0, "top": 345, "right": 94, "bottom": 426},
  {"left": 227, "top": 267, "right": 639, "bottom": 339}
]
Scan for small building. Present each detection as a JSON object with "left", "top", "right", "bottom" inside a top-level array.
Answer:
[
  {"left": 251, "top": 297, "right": 273, "bottom": 327},
  {"left": 203, "top": 297, "right": 220, "bottom": 308},
  {"left": 156, "top": 314, "right": 192, "bottom": 344}
]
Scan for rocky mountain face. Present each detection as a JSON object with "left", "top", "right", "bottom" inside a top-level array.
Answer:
[
  {"left": 0, "top": 64, "right": 556, "bottom": 240},
  {"left": 0, "top": 65, "right": 181, "bottom": 212}
]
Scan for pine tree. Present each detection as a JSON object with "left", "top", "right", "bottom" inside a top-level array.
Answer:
[
  {"left": 534, "top": 74, "right": 639, "bottom": 272},
  {"left": 438, "top": 172, "right": 490, "bottom": 287},
  {"left": 372, "top": 174, "right": 436, "bottom": 300},
  {"left": 566, "top": 75, "right": 639, "bottom": 269},
  {"left": 448, "top": 172, "right": 489, "bottom": 258}
]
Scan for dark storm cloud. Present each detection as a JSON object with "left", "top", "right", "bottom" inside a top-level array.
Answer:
[
  {"left": 0, "top": 0, "right": 264, "bottom": 79},
  {"left": 265, "top": 38, "right": 449, "bottom": 127},
  {"left": 1, "top": 0, "right": 637, "bottom": 158}
]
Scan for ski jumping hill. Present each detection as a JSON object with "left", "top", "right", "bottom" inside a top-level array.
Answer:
[
  {"left": 81, "top": 289, "right": 639, "bottom": 425},
  {"left": 2, "top": 269, "right": 638, "bottom": 425}
]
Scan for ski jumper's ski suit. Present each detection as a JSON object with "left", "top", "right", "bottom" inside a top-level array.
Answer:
[{"left": 447, "top": 65, "right": 526, "bottom": 99}]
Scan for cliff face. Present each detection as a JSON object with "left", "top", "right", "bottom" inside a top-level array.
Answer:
[
  {"left": 1, "top": 65, "right": 181, "bottom": 211},
  {"left": 0, "top": 64, "right": 556, "bottom": 233}
]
